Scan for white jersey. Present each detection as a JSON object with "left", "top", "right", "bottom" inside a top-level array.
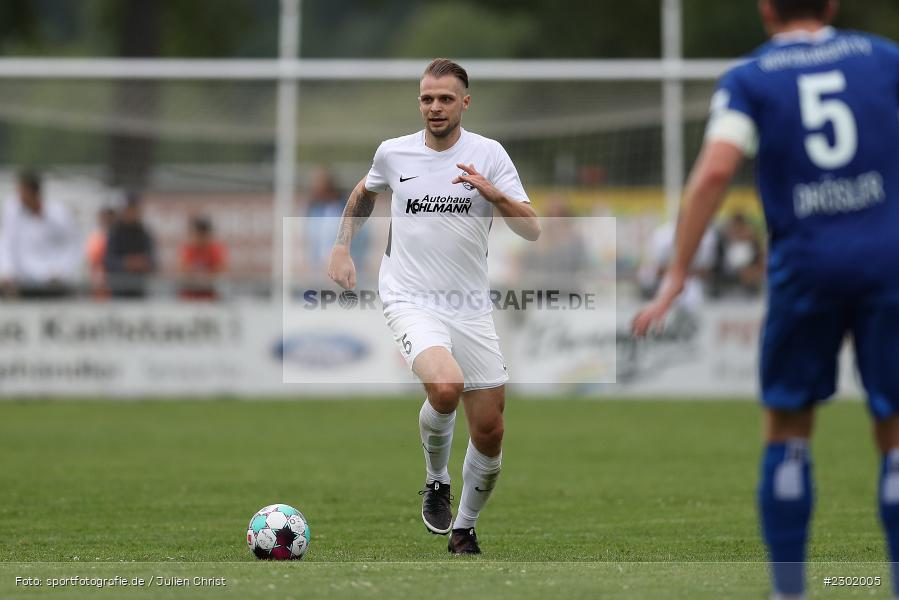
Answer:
[
  {"left": 365, "top": 128, "right": 529, "bottom": 319},
  {"left": 0, "top": 195, "right": 81, "bottom": 284}
]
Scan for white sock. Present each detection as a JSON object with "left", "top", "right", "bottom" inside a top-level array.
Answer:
[
  {"left": 455, "top": 438, "right": 502, "bottom": 530},
  {"left": 419, "top": 399, "right": 455, "bottom": 485}
]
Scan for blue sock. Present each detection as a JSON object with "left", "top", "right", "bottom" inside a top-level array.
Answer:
[
  {"left": 879, "top": 449, "right": 899, "bottom": 597},
  {"left": 758, "top": 439, "right": 813, "bottom": 597}
]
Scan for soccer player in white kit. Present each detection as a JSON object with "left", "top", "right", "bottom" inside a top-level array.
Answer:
[{"left": 328, "top": 59, "right": 540, "bottom": 554}]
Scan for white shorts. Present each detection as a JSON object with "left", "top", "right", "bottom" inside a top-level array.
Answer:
[{"left": 383, "top": 303, "right": 508, "bottom": 392}]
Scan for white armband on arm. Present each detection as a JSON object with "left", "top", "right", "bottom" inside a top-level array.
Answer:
[{"left": 704, "top": 109, "right": 759, "bottom": 158}]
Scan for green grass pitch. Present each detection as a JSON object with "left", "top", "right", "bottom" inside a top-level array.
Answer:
[{"left": 0, "top": 398, "right": 890, "bottom": 598}]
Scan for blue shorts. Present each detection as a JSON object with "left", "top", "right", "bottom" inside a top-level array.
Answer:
[{"left": 761, "top": 291, "right": 899, "bottom": 420}]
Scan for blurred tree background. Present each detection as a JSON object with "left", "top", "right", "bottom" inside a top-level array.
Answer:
[
  {"left": 0, "top": 0, "right": 897, "bottom": 188},
  {"left": 1, "top": 0, "right": 897, "bottom": 59}
]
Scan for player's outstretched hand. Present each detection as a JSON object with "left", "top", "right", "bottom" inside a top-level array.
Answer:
[
  {"left": 328, "top": 244, "right": 356, "bottom": 290},
  {"left": 453, "top": 163, "right": 504, "bottom": 204},
  {"left": 631, "top": 274, "right": 685, "bottom": 337}
]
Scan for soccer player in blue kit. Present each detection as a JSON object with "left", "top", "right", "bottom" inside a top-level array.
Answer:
[{"left": 633, "top": 0, "right": 899, "bottom": 597}]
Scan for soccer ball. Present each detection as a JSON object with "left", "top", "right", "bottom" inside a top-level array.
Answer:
[{"left": 246, "top": 503, "right": 310, "bottom": 560}]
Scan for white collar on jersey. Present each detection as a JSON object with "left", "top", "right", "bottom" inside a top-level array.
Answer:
[
  {"left": 421, "top": 126, "right": 467, "bottom": 154},
  {"left": 772, "top": 25, "right": 836, "bottom": 45}
]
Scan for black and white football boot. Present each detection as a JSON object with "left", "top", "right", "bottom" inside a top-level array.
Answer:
[
  {"left": 419, "top": 480, "right": 453, "bottom": 535},
  {"left": 447, "top": 527, "right": 481, "bottom": 555}
]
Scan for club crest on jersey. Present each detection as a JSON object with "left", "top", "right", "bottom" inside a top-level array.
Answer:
[
  {"left": 456, "top": 169, "right": 477, "bottom": 191},
  {"left": 405, "top": 194, "right": 472, "bottom": 215}
]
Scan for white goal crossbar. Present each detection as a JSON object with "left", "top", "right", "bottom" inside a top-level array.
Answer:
[
  {"left": 0, "top": 58, "right": 733, "bottom": 81},
  {"left": 0, "top": 1, "right": 733, "bottom": 295}
]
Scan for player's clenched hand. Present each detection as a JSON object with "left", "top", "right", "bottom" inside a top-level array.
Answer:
[
  {"left": 328, "top": 244, "right": 356, "bottom": 290},
  {"left": 631, "top": 273, "right": 686, "bottom": 337},
  {"left": 453, "top": 163, "right": 504, "bottom": 204}
]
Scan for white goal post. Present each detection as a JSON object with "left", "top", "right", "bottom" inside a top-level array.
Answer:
[{"left": 0, "top": 0, "right": 737, "bottom": 296}]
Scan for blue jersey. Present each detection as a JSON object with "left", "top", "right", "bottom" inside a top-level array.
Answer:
[{"left": 708, "top": 27, "right": 899, "bottom": 303}]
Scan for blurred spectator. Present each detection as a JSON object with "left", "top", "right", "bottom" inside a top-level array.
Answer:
[
  {"left": 178, "top": 215, "right": 227, "bottom": 300},
  {"left": 85, "top": 206, "right": 116, "bottom": 300},
  {"left": 104, "top": 193, "right": 156, "bottom": 298},
  {"left": 0, "top": 170, "right": 81, "bottom": 299},
  {"left": 517, "top": 199, "right": 589, "bottom": 289},
  {"left": 303, "top": 166, "right": 367, "bottom": 278},
  {"left": 709, "top": 213, "right": 765, "bottom": 298},
  {"left": 637, "top": 218, "right": 717, "bottom": 307}
]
